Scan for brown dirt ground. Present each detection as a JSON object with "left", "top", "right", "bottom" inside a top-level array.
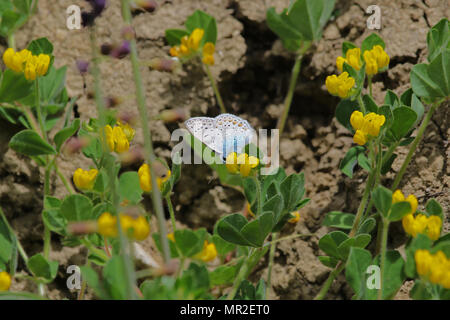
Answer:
[{"left": 1, "top": 0, "right": 449, "bottom": 299}]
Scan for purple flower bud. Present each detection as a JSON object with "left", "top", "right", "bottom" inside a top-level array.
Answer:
[
  {"left": 110, "top": 41, "right": 131, "bottom": 59},
  {"left": 76, "top": 60, "right": 90, "bottom": 74}
]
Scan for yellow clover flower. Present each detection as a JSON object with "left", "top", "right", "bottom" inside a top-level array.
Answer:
[
  {"left": 398, "top": 190, "right": 442, "bottom": 241},
  {"left": 169, "top": 28, "right": 205, "bottom": 59},
  {"left": 3, "top": 48, "right": 50, "bottom": 80},
  {"left": 336, "top": 47, "right": 362, "bottom": 72},
  {"left": 363, "top": 45, "right": 389, "bottom": 76},
  {"left": 325, "top": 72, "right": 355, "bottom": 99},
  {"left": 138, "top": 163, "right": 171, "bottom": 192},
  {"left": 225, "top": 152, "right": 259, "bottom": 177},
  {"left": 415, "top": 249, "right": 450, "bottom": 289},
  {"left": 104, "top": 125, "right": 130, "bottom": 153},
  {"left": 73, "top": 168, "right": 98, "bottom": 190},
  {"left": 3, "top": 48, "right": 32, "bottom": 73},
  {"left": 117, "top": 120, "right": 135, "bottom": 142},
  {"left": 97, "top": 212, "right": 118, "bottom": 238},
  {"left": 202, "top": 42, "right": 215, "bottom": 66},
  {"left": 349, "top": 111, "right": 385, "bottom": 145},
  {"left": 0, "top": 271, "right": 11, "bottom": 291},
  {"left": 194, "top": 240, "right": 217, "bottom": 263},
  {"left": 97, "top": 212, "right": 150, "bottom": 241}
]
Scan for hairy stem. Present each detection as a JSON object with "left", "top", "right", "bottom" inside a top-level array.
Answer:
[
  {"left": 314, "top": 262, "right": 346, "bottom": 300},
  {"left": 266, "top": 232, "right": 278, "bottom": 298},
  {"left": 166, "top": 195, "right": 177, "bottom": 233},
  {"left": 205, "top": 65, "right": 226, "bottom": 114},
  {"left": 378, "top": 219, "right": 389, "bottom": 300},
  {"left": 121, "top": 0, "right": 171, "bottom": 264}
]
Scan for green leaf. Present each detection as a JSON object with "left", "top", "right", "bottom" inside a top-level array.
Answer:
[
  {"left": 366, "top": 251, "right": 405, "bottom": 299},
  {"left": 345, "top": 247, "right": 373, "bottom": 299},
  {"left": 27, "top": 37, "right": 54, "bottom": 55},
  {"left": 372, "top": 186, "right": 392, "bottom": 218},
  {"left": 428, "top": 49, "right": 450, "bottom": 97},
  {"left": 210, "top": 265, "right": 239, "bottom": 286},
  {"left": 0, "top": 69, "right": 33, "bottom": 103},
  {"left": 174, "top": 229, "right": 205, "bottom": 257},
  {"left": 240, "top": 212, "right": 274, "bottom": 247},
  {"left": 266, "top": 8, "right": 302, "bottom": 48},
  {"left": 54, "top": 118, "right": 80, "bottom": 151},
  {"left": 339, "top": 146, "right": 367, "bottom": 178},
  {"left": 185, "top": 10, "right": 217, "bottom": 45},
  {"left": 118, "top": 171, "right": 143, "bottom": 205},
  {"left": 322, "top": 211, "right": 355, "bottom": 229},
  {"left": 390, "top": 107, "right": 417, "bottom": 140},
  {"left": 0, "top": 10, "right": 25, "bottom": 37},
  {"left": 384, "top": 90, "right": 400, "bottom": 107},
  {"left": 388, "top": 201, "right": 411, "bottom": 222},
  {"left": 357, "top": 218, "right": 376, "bottom": 235},
  {"left": 262, "top": 194, "right": 284, "bottom": 223},
  {"left": 103, "top": 256, "right": 128, "bottom": 300},
  {"left": 280, "top": 173, "right": 305, "bottom": 212},
  {"left": 361, "top": 33, "right": 385, "bottom": 53},
  {"left": 27, "top": 254, "right": 58, "bottom": 283},
  {"left": 425, "top": 198, "right": 443, "bottom": 219},
  {"left": 427, "top": 18, "right": 450, "bottom": 62},
  {"left": 42, "top": 209, "right": 66, "bottom": 235},
  {"left": 165, "top": 29, "right": 189, "bottom": 46},
  {"left": 9, "top": 129, "right": 56, "bottom": 156},
  {"left": 354, "top": 233, "right": 371, "bottom": 248},
  {"left": 318, "top": 256, "right": 339, "bottom": 268},
  {"left": 410, "top": 280, "right": 433, "bottom": 300},
  {"left": 335, "top": 99, "right": 359, "bottom": 131},
  {"left": 337, "top": 237, "right": 356, "bottom": 260},
  {"left": 217, "top": 214, "right": 251, "bottom": 246},
  {"left": 362, "top": 94, "right": 378, "bottom": 113},
  {"left": 411, "top": 63, "right": 445, "bottom": 99},
  {"left": 319, "top": 231, "right": 348, "bottom": 259},
  {"left": 0, "top": 209, "right": 14, "bottom": 265},
  {"left": 60, "top": 194, "right": 93, "bottom": 222}
]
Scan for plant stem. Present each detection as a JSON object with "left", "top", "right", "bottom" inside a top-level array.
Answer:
[
  {"left": 314, "top": 262, "right": 346, "bottom": 300},
  {"left": 8, "top": 34, "right": 15, "bottom": 51},
  {"left": 266, "top": 232, "right": 278, "bottom": 298},
  {"left": 253, "top": 175, "right": 262, "bottom": 215},
  {"left": 35, "top": 78, "right": 47, "bottom": 141},
  {"left": 55, "top": 162, "right": 75, "bottom": 194},
  {"left": 378, "top": 219, "right": 389, "bottom": 300},
  {"left": 277, "top": 42, "right": 310, "bottom": 136},
  {"left": 205, "top": 65, "right": 226, "bottom": 114},
  {"left": 368, "top": 76, "right": 373, "bottom": 97},
  {"left": 0, "top": 208, "right": 28, "bottom": 264},
  {"left": 357, "top": 94, "right": 366, "bottom": 114},
  {"left": 121, "top": 0, "right": 171, "bottom": 264},
  {"left": 166, "top": 195, "right": 176, "bottom": 233},
  {"left": 391, "top": 102, "right": 440, "bottom": 190},
  {"left": 89, "top": 26, "right": 137, "bottom": 300},
  {"left": 227, "top": 249, "right": 253, "bottom": 300}
]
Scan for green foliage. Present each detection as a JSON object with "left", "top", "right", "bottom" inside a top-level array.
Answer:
[
  {"left": 266, "top": 0, "right": 335, "bottom": 51},
  {"left": 9, "top": 130, "right": 56, "bottom": 156},
  {"left": 322, "top": 211, "right": 355, "bottom": 230},
  {"left": 27, "top": 254, "right": 58, "bottom": 284},
  {"left": 339, "top": 146, "right": 371, "bottom": 178}
]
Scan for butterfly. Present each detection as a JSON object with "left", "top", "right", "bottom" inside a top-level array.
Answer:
[{"left": 184, "top": 113, "right": 256, "bottom": 161}]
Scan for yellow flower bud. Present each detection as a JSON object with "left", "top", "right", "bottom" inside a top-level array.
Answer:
[
  {"left": 188, "top": 28, "right": 204, "bottom": 51},
  {"left": 353, "top": 129, "right": 367, "bottom": 145},
  {"left": 429, "top": 251, "right": 447, "bottom": 284},
  {"left": 138, "top": 163, "right": 170, "bottom": 192},
  {"left": 194, "top": 241, "right": 217, "bottom": 262},
  {"left": 362, "top": 113, "right": 385, "bottom": 137},
  {"left": 414, "top": 214, "right": 428, "bottom": 237},
  {"left": 350, "top": 110, "right": 364, "bottom": 131},
  {"left": 325, "top": 74, "right": 339, "bottom": 96},
  {"left": 24, "top": 60, "right": 37, "bottom": 80},
  {"left": 288, "top": 211, "right": 301, "bottom": 224},
  {"left": 117, "top": 120, "right": 135, "bottom": 142},
  {"left": 203, "top": 42, "right": 215, "bottom": 56},
  {"left": 402, "top": 214, "right": 415, "bottom": 236},
  {"left": 35, "top": 54, "right": 50, "bottom": 77},
  {"left": 167, "top": 232, "right": 175, "bottom": 242},
  {"left": 169, "top": 46, "right": 180, "bottom": 57},
  {"left": 405, "top": 194, "right": 418, "bottom": 215},
  {"left": 225, "top": 152, "right": 239, "bottom": 174},
  {"left": 426, "top": 215, "right": 441, "bottom": 241},
  {"left": 73, "top": 168, "right": 99, "bottom": 190},
  {"left": 392, "top": 190, "right": 405, "bottom": 203},
  {"left": 336, "top": 56, "right": 346, "bottom": 72},
  {"left": 202, "top": 54, "right": 214, "bottom": 65},
  {"left": 0, "top": 271, "right": 11, "bottom": 291},
  {"left": 415, "top": 249, "right": 432, "bottom": 276},
  {"left": 104, "top": 125, "right": 130, "bottom": 153},
  {"left": 132, "top": 216, "right": 150, "bottom": 241},
  {"left": 119, "top": 214, "right": 135, "bottom": 236},
  {"left": 372, "top": 45, "right": 389, "bottom": 69},
  {"left": 97, "top": 212, "right": 118, "bottom": 238},
  {"left": 363, "top": 51, "right": 378, "bottom": 76},
  {"left": 345, "top": 48, "right": 362, "bottom": 70}
]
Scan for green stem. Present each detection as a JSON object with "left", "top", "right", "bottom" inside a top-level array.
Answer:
[
  {"left": 378, "top": 219, "right": 389, "bottom": 300},
  {"left": 8, "top": 34, "right": 15, "bottom": 51},
  {"left": 55, "top": 162, "right": 75, "bottom": 194},
  {"left": 90, "top": 26, "right": 137, "bottom": 300},
  {"left": 205, "top": 65, "right": 226, "bottom": 114},
  {"left": 80, "top": 239, "right": 109, "bottom": 262},
  {"left": 227, "top": 249, "right": 253, "bottom": 300},
  {"left": 357, "top": 94, "right": 366, "bottom": 114},
  {"left": 253, "top": 175, "right": 262, "bottom": 216},
  {"left": 121, "top": 0, "right": 171, "bottom": 264},
  {"left": 166, "top": 195, "right": 176, "bottom": 233},
  {"left": 314, "top": 262, "right": 346, "bottom": 300},
  {"left": 0, "top": 208, "right": 28, "bottom": 264},
  {"left": 266, "top": 232, "right": 278, "bottom": 298},
  {"left": 35, "top": 78, "right": 47, "bottom": 141},
  {"left": 391, "top": 102, "right": 440, "bottom": 190},
  {"left": 368, "top": 76, "right": 373, "bottom": 98},
  {"left": 277, "top": 42, "right": 310, "bottom": 136}
]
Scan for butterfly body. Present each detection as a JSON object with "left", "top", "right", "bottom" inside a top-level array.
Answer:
[{"left": 185, "top": 113, "right": 255, "bottom": 160}]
